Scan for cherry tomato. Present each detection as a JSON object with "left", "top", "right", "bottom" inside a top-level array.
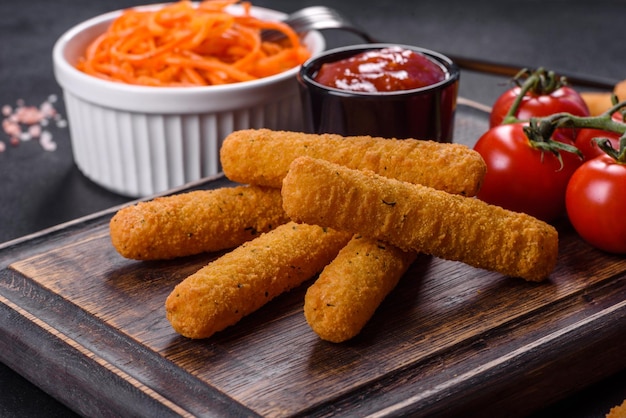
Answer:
[
  {"left": 490, "top": 85, "right": 590, "bottom": 128},
  {"left": 575, "top": 112, "right": 624, "bottom": 160},
  {"left": 566, "top": 155, "right": 626, "bottom": 253},
  {"left": 474, "top": 123, "right": 583, "bottom": 222},
  {"left": 574, "top": 128, "right": 621, "bottom": 160}
]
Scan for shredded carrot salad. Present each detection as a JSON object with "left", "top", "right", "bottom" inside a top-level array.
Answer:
[{"left": 76, "top": 0, "right": 311, "bottom": 87}]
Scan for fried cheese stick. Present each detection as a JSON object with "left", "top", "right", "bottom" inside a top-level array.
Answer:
[
  {"left": 110, "top": 185, "right": 289, "bottom": 260},
  {"left": 282, "top": 157, "right": 559, "bottom": 282},
  {"left": 220, "top": 129, "right": 486, "bottom": 196},
  {"left": 305, "top": 235, "right": 417, "bottom": 343},
  {"left": 165, "top": 222, "right": 352, "bottom": 339}
]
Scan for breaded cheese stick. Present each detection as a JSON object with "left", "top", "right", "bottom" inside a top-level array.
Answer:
[
  {"left": 305, "top": 235, "right": 417, "bottom": 343},
  {"left": 220, "top": 128, "right": 486, "bottom": 196},
  {"left": 165, "top": 222, "right": 352, "bottom": 339},
  {"left": 110, "top": 185, "right": 289, "bottom": 260},
  {"left": 282, "top": 157, "right": 558, "bottom": 282}
]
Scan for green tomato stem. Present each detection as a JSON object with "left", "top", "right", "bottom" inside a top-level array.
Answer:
[
  {"left": 523, "top": 120, "right": 583, "bottom": 169},
  {"left": 497, "top": 67, "right": 626, "bottom": 163},
  {"left": 502, "top": 67, "right": 568, "bottom": 123},
  {"left": 593, "top": 135, "right": 626, "bottom": 163},
  {"left": 526, "top": 100, "right": 626, "bottom": 163}
]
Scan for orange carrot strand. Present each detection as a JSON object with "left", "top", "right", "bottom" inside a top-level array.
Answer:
[{"left": 76, "top": 0, "right": 311, "bottom": 87}]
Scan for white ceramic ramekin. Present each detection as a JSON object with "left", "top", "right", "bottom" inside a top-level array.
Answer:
[{"left": 53, "top": 4, "right": 325, "bottom": 197}]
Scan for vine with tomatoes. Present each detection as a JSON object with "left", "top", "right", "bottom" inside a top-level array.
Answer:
[{"left": 473, "top": 67, "right": 626, "bottom": 254}]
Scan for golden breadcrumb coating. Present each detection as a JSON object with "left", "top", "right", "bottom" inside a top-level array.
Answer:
[
  {"left": 110, "top": 185, "right": 289, "bottom": 260},
  {"left": 165, "top": 222, "right": 352, "bottom": 339},
  {"left": 607, "top": 399, "right": 626, "bottom": 418},
  {"left": 220, "top": 129, "right": 486, "bottom": 196},
  {"left": 282, "top": 157, "right": 558, "bottom": 282},
  {"left": 305, "top": 235, "right": 417, "bottom": 342}
]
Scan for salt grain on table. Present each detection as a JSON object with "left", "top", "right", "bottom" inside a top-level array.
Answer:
[{"left": 0, "top": 96, "right": 66, "bottom": 153}]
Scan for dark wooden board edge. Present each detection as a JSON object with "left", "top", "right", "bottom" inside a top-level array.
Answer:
[
  {"left": 0, "top": 173, "right": 232, "bottom": 256},
  {"left": 299, "top": 275, "right": 626, "bottom": 417},
  {"left": 2, "top": 200, "right": 626, "bottom": 418},
  {"left": 2, "top": 108, "right": 626, "bottom": 417},
  {"left": 0, "top": 174, "right": 262, "bottom": 417},
  {"left": 3, "top": 246, "right": 626, "bottom": 417},
  {"left": 0, "top": 267, "right": 257, "bottom": 418},
  {"left": 0, "top": 292, "right": 191, "bottom": 418}
]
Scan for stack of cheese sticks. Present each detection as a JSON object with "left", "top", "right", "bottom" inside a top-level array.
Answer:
[{"left": 109, "top": 129, "right": 558, "bottom": 342}]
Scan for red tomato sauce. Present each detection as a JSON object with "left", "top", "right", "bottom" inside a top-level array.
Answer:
[{"left": 313, "top": 47, "right": 447, "bottom": 93}]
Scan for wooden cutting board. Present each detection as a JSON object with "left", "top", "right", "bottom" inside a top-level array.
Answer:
[{"left": 1, "top": 106, "right": 626, "bottom": 417}]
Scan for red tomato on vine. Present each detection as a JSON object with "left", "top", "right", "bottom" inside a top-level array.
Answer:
[
  {"left": 489, "top": 68, "right": 590, "bottom": 128},
  {"left": 474, "top": 122, "right": 583, "bottom": 223},
  {"left": 574, "top": 129, "right": 621, "bottom": 160},
  {"left": 575, "top": 112, "right": 625, "bottom": 160},
  {"left": 566, "top": 150, "right": 626, "bottom": 254}
]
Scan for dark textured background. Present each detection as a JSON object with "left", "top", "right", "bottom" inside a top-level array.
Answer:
[{"left": 1, "top": 0, "right": 625, "bottom": 416}]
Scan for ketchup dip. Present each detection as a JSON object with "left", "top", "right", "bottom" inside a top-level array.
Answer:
[
  {"left": 298, "top": 44, "right": 460, "bottom": 141},
  {"left": 313, "top": 46, "right": 448, "bottom": 93}
]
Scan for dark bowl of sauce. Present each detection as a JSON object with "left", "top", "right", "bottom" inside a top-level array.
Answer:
[{"left": 298, "top": 44, "right": 460, "bottom": 142}]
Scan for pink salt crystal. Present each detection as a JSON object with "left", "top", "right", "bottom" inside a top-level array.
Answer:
[
  {"left": 39, "top": 130, "right": 57, "bottom": 151},
  {"left": 1, "top": 96, "right": 66, "bottom": 152},
  {"left": 16, "top": 106, "right": 43, "bottom": 125},
  {"left": 2, "top": 119, "right": 21, "bottom": 137},
  {"left": 40, "top": 101, "right": 57, "bottom": 118},
  {"left": 28, "top": 124, "right": 42, "bottom": 138}
]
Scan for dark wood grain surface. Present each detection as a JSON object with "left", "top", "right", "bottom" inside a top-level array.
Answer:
[{"left": 2, "top": 107, "right": 626, "bottom": 417}]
